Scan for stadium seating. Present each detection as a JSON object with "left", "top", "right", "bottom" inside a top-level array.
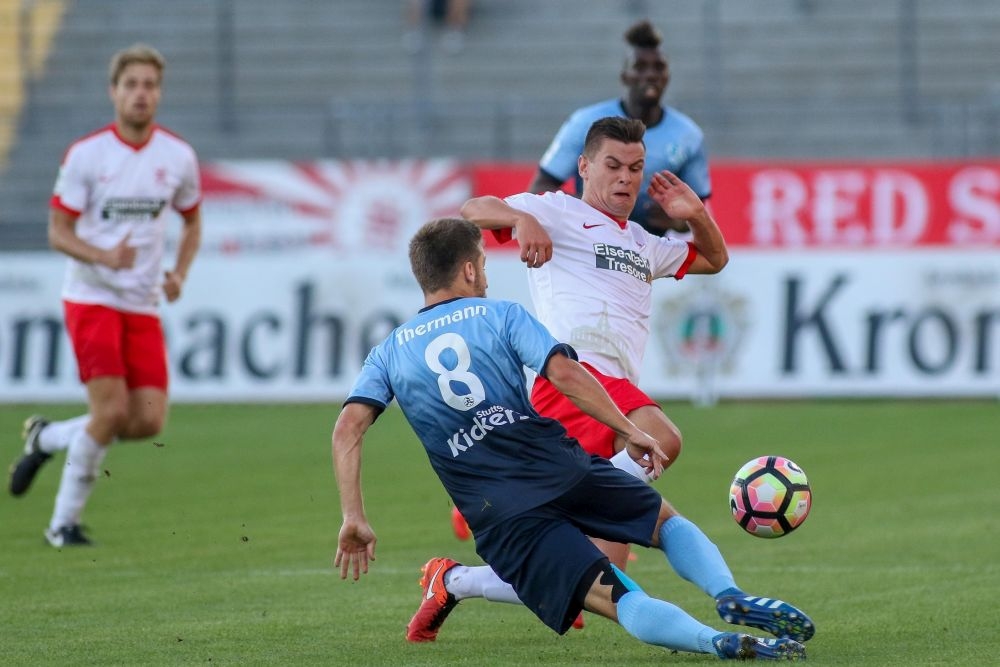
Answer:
[{"left": 1, "top": 0, "right": 998, "bottom": 248}]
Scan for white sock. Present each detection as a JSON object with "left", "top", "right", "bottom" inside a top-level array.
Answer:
[
  {"left": 49, "top": 429, "right": 108, "bottom": 531},
  {"left": 445, "top": 565, "right": 523, "bottom": 604},
  {"left": 38, "top": 414, "right": 90, "bottom": 454},
  {"left": 610, "top": 449, "right": 654, "bottom": 483}
]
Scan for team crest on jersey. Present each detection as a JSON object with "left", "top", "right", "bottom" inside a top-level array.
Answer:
[{"left": 653, "top": 285, "right": 748, "bottom": 376}]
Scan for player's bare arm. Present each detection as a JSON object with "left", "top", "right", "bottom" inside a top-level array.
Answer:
[
  {"left": 332, "top": 402, "right": 379, "bottom": 581},
  {"left": 461, "top": 195, "right": 553, "bottom": 268},
  {"left": 543, "top": 352, "right": 668, "bottom": 478},
  {"left": 527, "top": 168, "right": 564, "bottom": 194},
  {"left": 648, "top": 171, "right": 728, "bottom": 273},
  {"left": 163, "top": 208, "right": 202, "bottom": 303},
  {"left": 48, "top": 208, "right": 136, "bottom": 269}
]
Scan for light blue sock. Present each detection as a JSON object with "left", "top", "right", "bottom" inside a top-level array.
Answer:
[
  {"left": 617, "top": 589, "right": 720, "bottom": 654},
  {"left": 659, "top": 515, "right": 738, "bottom": 598}
]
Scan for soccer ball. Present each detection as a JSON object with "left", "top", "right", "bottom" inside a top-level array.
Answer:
[{"left": 729, "top": 456, "right": 811, "bottom": 538}]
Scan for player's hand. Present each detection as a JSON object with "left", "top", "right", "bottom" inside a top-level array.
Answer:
[
  {"left": 647, "top": 171, "right": 706, "bottom": 224},
  {"left": 334, "top": 520, "right": 377, "bottom": 581},
  {"left": 514, "top": 214, "right": 552, "bottom": 268},
  {"left": 623, "top": 428, "right": 669, "bottom": 480},
  {"left": 163, "top": 270, "right": 184, "bottom": 303},
  {"left": 101, "top": 232, "right": 136, "bottom": 270}
]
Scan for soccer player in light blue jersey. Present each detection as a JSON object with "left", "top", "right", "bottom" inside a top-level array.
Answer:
[
  {"left": 332, "top": 218, "right": 808, "bottom": 660},
  {"left": 529, "top": 19, "right": 710, "bottom": 237}
]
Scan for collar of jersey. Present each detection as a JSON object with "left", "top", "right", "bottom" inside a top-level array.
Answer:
[
  {"left": 419, "top": 296, "right": 468, "bottom": 313},
  {"left": 109, "top": 123, "right": 157, "bottom": 151},
  {"left": 616, "top": 99, "right": 667, "bottom": 130},
  {"left": 593, "top": 205, "right": 629, "bottom": 230}
]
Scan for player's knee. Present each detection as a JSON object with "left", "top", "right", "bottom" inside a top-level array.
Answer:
[
  {"left": 655, "top": 423, "right": 682, "bottom": 466},
  {"left": 92, "top": 402, "right": 130, "bottom": 437},
  {"left": 650, "top": 501, "right": 679, "bottom": 546},
  {"left": 629, "top": 406, "right": 682, "bottom": 466},
  {"left": 127, "top": 412, "right": 164, "bottom": 439}
]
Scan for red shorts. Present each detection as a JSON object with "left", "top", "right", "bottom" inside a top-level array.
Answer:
[
  {"left": 63, "top": 301, "right": 168, "bottom": 390},
  {"left": 530, "top": 362, "right": 658, "bottom": 459}
]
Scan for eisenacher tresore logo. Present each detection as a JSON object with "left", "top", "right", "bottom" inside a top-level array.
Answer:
[
  {"left": 593, "top": 243, "right": 652, "bottom": 282},
  {"left": 654, "top": 284, "right": 748, "bottom": 376},
  {"left": 101, "top": 198, "right": 167, "bottom": 221}
]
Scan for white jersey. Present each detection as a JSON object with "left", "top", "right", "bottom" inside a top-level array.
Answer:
[
  {"left": 52, "top": 124, "right": 201, "bottom": 314},
  {"left": 504, "top": 191, "right": 695, "bottom": 383}
]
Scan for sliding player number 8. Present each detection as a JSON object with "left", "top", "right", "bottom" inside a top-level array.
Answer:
[{"left": 424, "top": 333, "right": 485, "bottom": 411}]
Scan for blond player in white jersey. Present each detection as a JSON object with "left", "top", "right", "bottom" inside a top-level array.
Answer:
[
  {"left": 8, "top": 44, "right": 202, "bottom": 548},
  {"left": 404, "top": 118, "right": 814, "bottom": 645}
]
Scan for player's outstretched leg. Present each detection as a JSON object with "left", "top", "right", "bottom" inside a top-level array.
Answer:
[
  {"left": 612, "top": 566, "right": 807, "bottom": 661},
  {"left": 406, "top": 557, "right": 460, "bottom": 642},
  {"left": 657, "top": 515, "right": 815, "bottom": 641},
  {"left": 9, "top": 415, "right": 52, "bottom": 497},
  {"left": 716, "top": 592, "right": 815, "bottom": 642}
]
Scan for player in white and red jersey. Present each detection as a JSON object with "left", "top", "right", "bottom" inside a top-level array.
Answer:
[
  {"left": 53, "top": 122, "right": 200, "bottom": 314},
  {"left": 8, "top": 44, "right": 203, "bottom": 548},
  {"left": 466, "top": 115, "right": 726, "bottom": 562},
  {"left": 406, "top": 119, "right": 815, "bottom": 647}
]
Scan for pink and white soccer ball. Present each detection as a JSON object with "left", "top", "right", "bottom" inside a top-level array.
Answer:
[{"left": 729, "top": 455, "right": 811, "bottom": 538}]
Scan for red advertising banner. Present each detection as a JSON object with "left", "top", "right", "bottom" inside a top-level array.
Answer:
[
  {"left": 197, "top": 160, "right": 1000, "bottom": 253},
  {"left": 467, "top": 161, "right": 1000, "bottom": 248}
]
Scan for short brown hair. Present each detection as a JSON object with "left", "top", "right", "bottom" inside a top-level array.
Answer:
[
  {"left": 409, "top": 218, "right": 483, "bottom": 294},
  {"left": 583, "top": 116, "right": 646, "bottom": 158},
  {"left": 109, "top": 43, "right": 165, "bottom": 85}
]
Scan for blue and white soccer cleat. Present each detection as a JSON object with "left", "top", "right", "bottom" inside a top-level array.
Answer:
[
  {"left": 713, "top": 632, "right": 807, "bottom": 661},
  {"left": 716, "top": 594, "right": 815, "bottom": 642}
]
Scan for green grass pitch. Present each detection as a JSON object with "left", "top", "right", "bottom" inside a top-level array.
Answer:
[{"left": 1, "top": 400, "right": 998, "bottom": 665}]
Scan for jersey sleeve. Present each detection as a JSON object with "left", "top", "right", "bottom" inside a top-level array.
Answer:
[
  {"left": 344, "top": 346, "right": 393, "bottom": 410},
  {"left": 50, "top": 145, "right": 89, "bottom": 215},
  {"left": 490, "top": 192, "right": 538, "bottom": 243},
  {"left": 647, "top": 234, "right": 698, "bottom": 281},
  {"left": 501, "top": 301, "right": 576, "bottom": 375},
  {"left": 503, "top": 192, "right": 557, "bottom": 230},
  {"left": 537, "top": 112, "right": 588, "bottom": 183},
  {"left": 173, "top": 146, "right": 202, "bottom": 214}
]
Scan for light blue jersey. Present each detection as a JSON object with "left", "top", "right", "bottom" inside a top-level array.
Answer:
[
  {"left": 538, "top": 98, "right": 711, "bottom": 234},
  {"left": 346, "top": 297, "right": 592, "bottom": 531}
]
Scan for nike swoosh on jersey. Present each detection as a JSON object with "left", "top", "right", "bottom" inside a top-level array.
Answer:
[
  {"left": 425, "top": 563, "right": 447, "bottom": 600},
  {"left": 582, "top": 223, "right": 604, "bottom": 229}
]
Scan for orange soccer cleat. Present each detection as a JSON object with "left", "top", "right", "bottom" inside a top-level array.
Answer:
[{"left": 406, "top": 557, "right": 460, "bottom": 642}]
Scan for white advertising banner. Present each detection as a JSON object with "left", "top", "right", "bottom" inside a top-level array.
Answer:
[{"left": 1, "top": 249, "right": 997, "bottom": 402}]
